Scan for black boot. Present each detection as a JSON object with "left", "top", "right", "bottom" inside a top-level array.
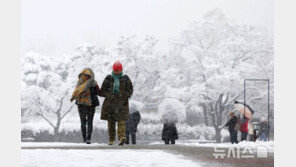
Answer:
[
  {"left": 164, "top": 139, "right": 169, "bottom": 145},
  {"left": 131, "top": 133, "right": 136, "bottom": 145},
  {"left": 171, "top": 139, "right": 175, "bottom": 144},
  {"left": 126, "top": 133, "right": 130, "bottom": 145},
  {"left": 86, "top": 133, "right": 92, "bottom": 144}
]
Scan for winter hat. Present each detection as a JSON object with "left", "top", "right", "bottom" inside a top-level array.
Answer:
[{"left": 113, "top": 61, "right": 123, "bottom": 71}]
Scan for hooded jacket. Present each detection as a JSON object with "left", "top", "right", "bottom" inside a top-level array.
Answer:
[{"left": 71, "top": 68, "right": 100, "bottom": 107}]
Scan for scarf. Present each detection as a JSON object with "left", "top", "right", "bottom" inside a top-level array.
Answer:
[
  {"left": 112, "top": 71, "right": 123, "bottom": 94},
  {"left": 70, "top": 68, "right": 98, "bottom": 106}
]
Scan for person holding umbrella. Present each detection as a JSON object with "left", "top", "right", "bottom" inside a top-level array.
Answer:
[
  {"left": 161, "top": 111, "right": 179, "bottom": 145},
  {"left": 158, "top": 98, "right": 186, "bottom": 145},
  {"left": 99, "top": 61, "right": 133, "bottom": 146},
  {"left": 234, "top": 100, "right": 255, "bottom": 141}
]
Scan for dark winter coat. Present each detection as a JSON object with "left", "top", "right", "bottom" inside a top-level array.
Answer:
[
  {"left": 162, "top": 123, "right": 178, "bottom": 140},
  {"left": 126, "top": 111, "right": 141, "bottom": 133},
  {"left": 225, "top": 116, "right": 237, "bottom": 131},
  {"left": 258, "top": 121, "right": 268, "bottom": 137},
  {"left": 76, "top": 85, "right": 100, "bottom": 107},
  {"left": 99, "top": 74, "right": 133, "bottom": 121}
]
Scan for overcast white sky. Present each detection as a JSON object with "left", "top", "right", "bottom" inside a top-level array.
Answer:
[{"left": 21, "top": 0, "right": 273, "bottom": 57}]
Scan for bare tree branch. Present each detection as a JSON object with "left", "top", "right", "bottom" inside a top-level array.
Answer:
[
  {"left": 201, "top": 94, "right": 215, "bottom": 105},
  {"left": 57, "top": 96, "right": 65, "bottom": 114},
  {"left": 249, "top": 93, "right": 268, "bottom": 103},
  {"left": 34, "top": 98, "right": 55, "bottom": 128},
  {"left": 226, "top": 92, "right": 242, "bottom": 106},
  {"left": 222, "top": 93, "right": 229, "bottom": 106},
  {"left": 232, "top": 51, "right": 251, "bottom": 69},
  {"left": 61, "top": 103, "right": 75, "bottom": 120}
]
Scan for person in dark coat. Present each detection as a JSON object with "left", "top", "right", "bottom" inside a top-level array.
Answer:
[
  {"left": 70, "top": 68, "right": 100, "bottom": 144},
  {"left": 258, "top": 117, "right": 268, "bottom": 141},
  {"left": 225, "top": 112, "right": 238, "bottom": 144},
  {"left": 240, "top": 115, "right": 250, "bottom": 141},
  {"left": 162, "top": 123, "right": 178, "bottom": 144},
  {"left": 98, "top": 61, "right": 133, "bottom": 145},
  {"left": 161, "top": 112, "right": 178, "bottom": 145},
  {"left": 125, "top": 108, "right": 141, "bottom": 145}
]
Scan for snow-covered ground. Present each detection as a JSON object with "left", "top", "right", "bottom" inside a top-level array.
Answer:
[
  {"left": 21, "top": 140, "right": 274, "bottom": 153},
  {"left": 21, "top": 149, "right": 202, "bottom": 167},
  {"left": 21, "top": 141, "right": 274, "bottom": 166},
  {"left": 21, "top": 142, "right": 106, "bottom": 147}
]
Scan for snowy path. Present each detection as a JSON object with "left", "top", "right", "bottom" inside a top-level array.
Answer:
[
  {"left": 21, "top": 142, "right": 274, "bottom": 167},
  {"left": 22, "top": 149, "right": 201, "bottom": 167}
]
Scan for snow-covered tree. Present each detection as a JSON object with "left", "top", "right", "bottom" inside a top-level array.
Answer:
[
  {"left": 114, "top": 35, "right": 164, "bottom": 102},
  {"left": 21, "top": 53, "right": 74, "bottom": 136},
  {"left": 21, "top": 9, "right": 273, "bottom": 142},
  {"left": 170, "top": 9, "right": 273, "bottom": 142}
]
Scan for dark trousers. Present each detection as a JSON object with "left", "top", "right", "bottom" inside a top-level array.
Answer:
[
  {"left": 126, "top": 131, "right": 136, "bottom": 144},
  {"left": 229, "top": 129, "right": 238, "bottom": 144},
  {"left": 241, "top": 131, "right": 248, "bottom": 141},
  {"left": 78, "top": 105, "right": 95, "bottom": 142},
  {"left": 164, "top": 139, "right": 175, "bottom": 145}
]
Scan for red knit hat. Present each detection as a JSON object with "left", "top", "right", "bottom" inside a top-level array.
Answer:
[{"left": 113, "top": 61, "right": 123, "bottom": 71}]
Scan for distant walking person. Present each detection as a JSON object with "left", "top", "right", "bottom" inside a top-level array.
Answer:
[
  {"left": 161, "top": 112, "right": 179, "bottom": 145},
  {"left": 99, "top": 61, "right": 133, "bottom": 145},
  {"left": 258, "top": 117, "right": 268, "bottom": 141},
  {"left": 125, "top": 106, "right": 141, "bottom": 145},
  {"left": 70, "top": 68, "right": 100, "bottom": 144},
  {"left": 225, "top": 112, "right": 238, "bottom": 144},
  {"left": 162, "top": 123, "right": 178, "bottom": 144},
  {"left": 240, "top": 115, "right": 249, "bottom": 141}
]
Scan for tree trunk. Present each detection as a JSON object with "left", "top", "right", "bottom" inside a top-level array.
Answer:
[
  {"left": 202, "top": 104, "right": 209, "bottom": 126},
  {"left": 54, "top": 117, "right": 61, "bottom": 141},
  {"left": 53, "top": 126, "right": 59, "bottom": 141},
  {"left": 208, "top": 94, "right": 226, "bottom": 143},
  {"left": 215, "top": 127, "right": 222, "bottom": 143}
]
